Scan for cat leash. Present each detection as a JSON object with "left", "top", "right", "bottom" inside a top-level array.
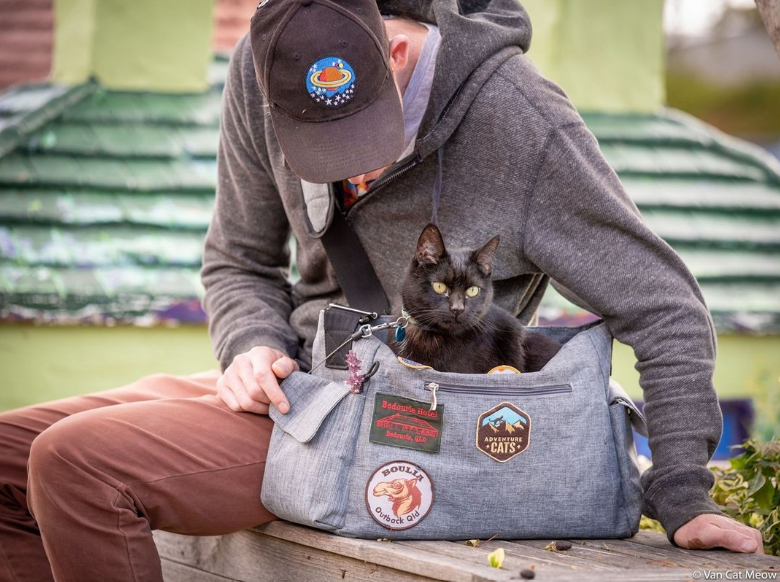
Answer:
[{"left": 308, "top": 304, "right": 409, "bottom": 375}]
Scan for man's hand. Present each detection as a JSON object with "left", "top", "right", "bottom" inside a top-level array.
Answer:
[
  {"left": 674, "top": 513, "right": 764, "bottom": 553},
  {"left": 216, "top": 346, "right": 299, "bottom": 415}
]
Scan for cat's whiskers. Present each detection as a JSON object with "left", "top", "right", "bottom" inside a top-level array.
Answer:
[{"left": 467, "top": 317, "right": 494, "bottom": 336}]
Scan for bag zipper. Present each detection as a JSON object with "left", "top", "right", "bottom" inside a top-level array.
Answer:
[{"left": 423, "top": 381, "right": 572, "bottom": 411}]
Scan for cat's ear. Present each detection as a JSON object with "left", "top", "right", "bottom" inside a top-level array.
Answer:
[
  {"left": 473, "top": 235, "right": 500, "bottom": 276},
  {"left": 415, "top": 224, "right": 446, "bottom": 265}
]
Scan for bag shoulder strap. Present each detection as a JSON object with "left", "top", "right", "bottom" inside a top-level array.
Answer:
[{"left": 319, "top": 184, "right": 391, "bottom": 314}]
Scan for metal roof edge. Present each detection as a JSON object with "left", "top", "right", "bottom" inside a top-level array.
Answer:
[
  {"left": 663, "top": 107, "right": 780, "bottom": 185},
  {"left": 0, "top": 81, "right": 97, "bottom": 159}
]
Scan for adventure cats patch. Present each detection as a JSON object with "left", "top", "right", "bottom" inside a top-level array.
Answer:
[{"left": 476, "top": 402, "right": 531, "bottom": 462}]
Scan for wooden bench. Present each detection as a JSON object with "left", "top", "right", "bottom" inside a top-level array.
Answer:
[{"left": 154, "top": 521, "right": 780, "bottom": 581}]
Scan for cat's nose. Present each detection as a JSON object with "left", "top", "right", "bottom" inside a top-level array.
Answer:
[{"left": 450, "top": 305, "right": 464, "bottom": 318}]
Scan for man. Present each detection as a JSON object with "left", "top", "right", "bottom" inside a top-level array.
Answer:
[
  {"left": 0, "top": 1, "right": 764, "bottom": 581},
  {"left": 207, "top": 0, "right": 764, "bottom": 553}
]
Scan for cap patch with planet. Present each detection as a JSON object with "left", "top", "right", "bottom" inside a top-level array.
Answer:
[{"left": 306, "top": 57, "right": 356, "bottom": 107}]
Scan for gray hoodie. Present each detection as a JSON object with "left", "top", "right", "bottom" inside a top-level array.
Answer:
[{"left": 201, "top": 0, "right": 724, "bottom": 543}]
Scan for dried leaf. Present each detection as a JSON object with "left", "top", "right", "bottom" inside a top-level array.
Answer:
[
  {"left": 466, "top": 539, "right": 480, "bottom": 547},
  {"left": 487, "top": 548, "right": 505, "bottom": 569}
]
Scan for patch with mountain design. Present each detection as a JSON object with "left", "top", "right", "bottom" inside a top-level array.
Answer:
[
  {"left": 476, "top": 402, "right": 531, "bottom": 462},
  {"left": 369, "top": 393, "right": 443, "bottom": 453}
]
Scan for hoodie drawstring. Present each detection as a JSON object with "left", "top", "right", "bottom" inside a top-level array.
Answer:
[{"left": 431, "top": 145, "right": 444, "bottom": 225}]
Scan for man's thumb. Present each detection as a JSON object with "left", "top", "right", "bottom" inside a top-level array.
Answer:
[{"left": 272, "top": 357, "right": 298, "bottom": 378}]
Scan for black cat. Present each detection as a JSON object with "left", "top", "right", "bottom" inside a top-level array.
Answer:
[{"left": 392, "top": 224, "right": 562, "bottom": 374}]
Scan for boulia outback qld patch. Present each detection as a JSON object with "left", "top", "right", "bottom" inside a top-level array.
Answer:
[
  {"left": 476, "top": 402, "right": 531, "bottom": 462},
  {"left": 365, "top": 461, "right": 434, "bottom": 530},
  {"left": 369, "top": 393, "right": 443, "bottom": 453}
]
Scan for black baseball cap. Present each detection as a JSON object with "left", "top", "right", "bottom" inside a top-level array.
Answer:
[{"left": 250, "top": 0, "right": 405, "bottom": 184}]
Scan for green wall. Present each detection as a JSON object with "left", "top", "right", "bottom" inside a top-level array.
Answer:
[
  {"left": 613, "top": 334, "right": 780, "bottom": 441},
  {"left": 0, "top": 325, "right": 218, "bottom": 411},
  {"left": 3, "top": 326, "right": 778, "bottom": 433},
  {"left": 52, "top": 0, "right": 214, "bottom": 92},
  {"left": 612, "top": 334, "right": 780, "bottom": 402},
  {"left": 522, "top": 0, "right": 666, "bottom": 113},
  {"left": 48, "top": 0, "right": 666, "bottom": 104}
]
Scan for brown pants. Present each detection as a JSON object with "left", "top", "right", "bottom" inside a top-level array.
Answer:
[{"left": 0, "top": 370, "right": 276, "bottom": 582}]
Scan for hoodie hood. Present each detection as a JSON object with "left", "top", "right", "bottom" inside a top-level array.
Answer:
[{"left": 377, "top": 0, "right": 532, "bottom": 158}]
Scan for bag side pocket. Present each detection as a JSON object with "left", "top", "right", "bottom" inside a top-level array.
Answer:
[
  {"left": 608, "top": 380, "right": 645, "bottom": 536},
  {"left": 261, "top": 372, "right": 366, "bottom": 531}
]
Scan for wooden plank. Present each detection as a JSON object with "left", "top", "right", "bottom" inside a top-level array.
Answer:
[
  {"left": 398, "top": 535, "right": 690, "bottom": 573},
  {"left": 155, "top": 524, "right": 780, "bottom": 582},
  {"left": 154, "top": 529, "right": 494, "bottom": 582},
  {"left": 494, "top": 539, "right": 620, "bottom": 571},
  {"left": 547, "top": 538, "right": 728, "bottom": 570},
  {"left": 556, "top": 573, "right": 703, "bottom": 582},
  {"left": 508, "top": 538, "right": 670, "bottom": 571},
  {"left": 619, "top": 537, "right": 760, "bottom": 570},
  {"left": 392, "top": 539, "right": 576, "bottom": 577},
  {"left": 386, "top": 539, "right": 708, "bottom": 582},
  {"left": 250, "top": 522, "right": 515, "bottom": 581},
  {"left": 160, "top": 558, "right": 237, "bottom": 582},
  {"left": 154, "top": 532, "right": 220, "bottom": 567},
  {"left": 627, "top": 531, "right": 780, "bottom": 570},
  {"left": 156, "top": 531, "right": 705, "bottom": 582},
  {"left": 516, "top": 535, "right": 780, "bottom": 573}
]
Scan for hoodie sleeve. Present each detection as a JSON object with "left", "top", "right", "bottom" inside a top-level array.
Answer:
[
  {"left": 522, "top": 122, "right": 725, "bottom": 543},
  {"left": 200, "top": 37, "right": 299, "bottom": 372}
]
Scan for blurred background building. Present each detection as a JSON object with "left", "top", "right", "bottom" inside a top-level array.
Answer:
[
  {"left": 0, "top": 0, "right": 778, "bottom": 455},
  {"left": 666, "top": 0, "right": 780, "bottom": 160}
]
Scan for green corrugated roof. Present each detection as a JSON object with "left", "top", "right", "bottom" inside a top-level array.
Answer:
[
  {"left": 0, "top": 59, "right": 226, "bottom": 324},
  {"left": 541, "top": 111, "right": 780, "bottom": 333},
  {"left": 0, "top": 60, "right": 779, "bottom": 331}
]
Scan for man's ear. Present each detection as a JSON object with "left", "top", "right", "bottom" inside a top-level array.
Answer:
[
  {"left": 473, "top": 235, "right": 500, "bottom": 276},
  {"left": 415, "top": 224, "right": 446, "bottom": 265},
  {"left": 388, "top": 33, "right": 410, "bottom": 73}
]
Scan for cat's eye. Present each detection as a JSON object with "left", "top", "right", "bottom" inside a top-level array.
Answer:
[
  {"left": 466, "top": 286, "right": 480, "bottom": 297},
  {"left": 432, "top": 282, "right": 448, "bottom": 295}
]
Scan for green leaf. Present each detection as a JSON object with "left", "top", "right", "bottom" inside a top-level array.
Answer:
[
  {"left": 753, "top": 480, "right": 776, "bottom": 510},
  {"left": 710, "top": 437, "right": 780, "bottom": 555},
  {"left": 747, "top": 473, "right": 767, "bottom": 497},
  {"left": 487, "top": 548, "right": 505, "bottom": 569}
]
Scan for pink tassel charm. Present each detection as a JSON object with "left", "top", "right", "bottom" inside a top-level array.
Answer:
[{"left": 344, "top": 350, "right": 365, "bottom": 394}]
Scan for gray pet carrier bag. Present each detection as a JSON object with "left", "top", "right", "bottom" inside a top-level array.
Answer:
[{"left": 260, "top": 308, "right": 647, "bottom": 540}]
